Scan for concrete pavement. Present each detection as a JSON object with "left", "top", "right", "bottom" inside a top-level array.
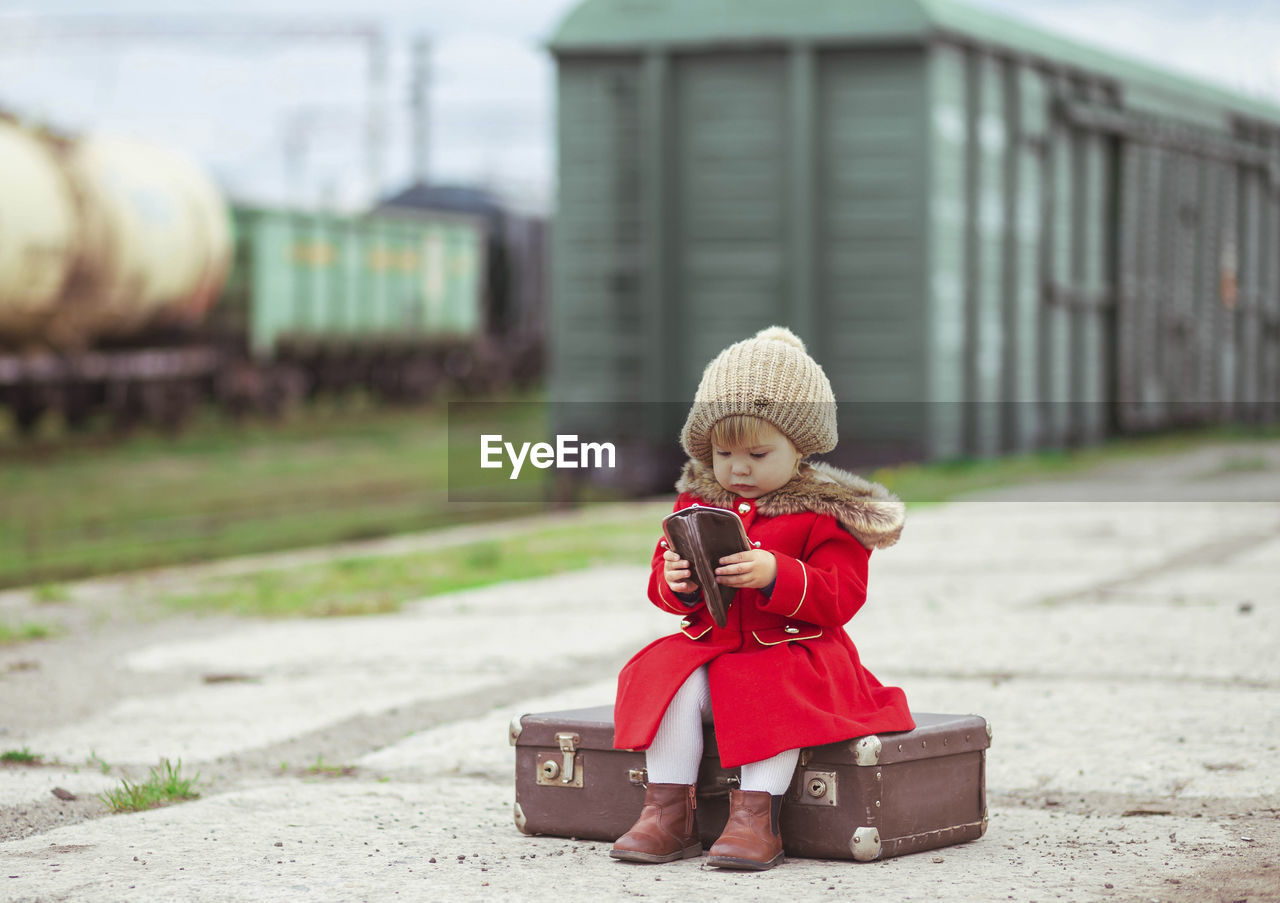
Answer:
[{"left": 2, "top": 441, "right": 1278, "bottom": 902}]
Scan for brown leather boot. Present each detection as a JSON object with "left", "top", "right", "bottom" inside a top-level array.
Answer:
[
  {"left": 706, "top": 789, "right": 784, "bottom": 870},
  {"left": 609, "top": 783, "right": 701, "bottom": 863}
]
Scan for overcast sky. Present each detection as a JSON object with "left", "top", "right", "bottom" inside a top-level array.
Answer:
[{"left": 1, "top": 0, "right": 1278, "bottom": 214}]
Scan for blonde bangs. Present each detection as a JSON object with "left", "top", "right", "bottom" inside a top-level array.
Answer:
[{"left": 708, "top": 415, "right": 774, "bottom": 451}]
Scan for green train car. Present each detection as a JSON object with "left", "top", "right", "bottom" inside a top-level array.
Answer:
[
  {"left": 213, "top": 205, "right": 490, "bottom": 403},
  {"left": 548, "top": 0, "right": 1280, "bottom": 477}
]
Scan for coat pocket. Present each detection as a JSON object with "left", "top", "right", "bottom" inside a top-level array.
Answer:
[
  {"left": 679, "top": 611, "right": 713, "bottom": 640},
  {"left": 751, "top": 625, "right": 823, "bottom": 647}
]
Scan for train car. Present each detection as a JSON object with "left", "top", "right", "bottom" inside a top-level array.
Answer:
[
  {"left": 0, "top": 120, "right": 232, "bottom": 351},
  {"left": 0, "top": 114, "right": 543, "bottom": 436},
  {"left": 376, "top": 183, "right": 549, "bottom": 390},
  {"left": 210, "top": 203, "right": 490, "bottom": 411},
  {"left": 547, "top": 0, "right": 1280, "bottom": 488},
  {"left": 0, "top": 117, "right": 233, "bottom": 433}
]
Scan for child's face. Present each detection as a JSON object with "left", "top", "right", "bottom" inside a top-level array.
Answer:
[{"left": 711, "top": 421, "right": 802, "bottom": 499}]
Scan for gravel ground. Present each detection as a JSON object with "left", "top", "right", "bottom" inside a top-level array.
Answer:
[{"left": 1, "top": 441, "right": 1278, "bottom": 902}]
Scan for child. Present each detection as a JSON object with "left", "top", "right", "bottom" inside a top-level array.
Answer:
[{"left": 610, "top": 326, "right": 914, "bottom": 871}]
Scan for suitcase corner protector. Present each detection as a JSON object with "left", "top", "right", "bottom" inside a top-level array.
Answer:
[
  {"left": 514, "top": 801, "right": 531, "bottom": 835},
  {"left": 509, "top": 714, "right": 526, "bottom": 746},
  {"left": 851, "top": 734, "right": 882, "bottom": 766},
  {"left": 850, "top": 826, "right": 882, "bottom": 862}
]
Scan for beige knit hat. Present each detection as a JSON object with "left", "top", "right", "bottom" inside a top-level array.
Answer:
[{"left": 680, "top": 326, "right": 837, "bottom": 464}]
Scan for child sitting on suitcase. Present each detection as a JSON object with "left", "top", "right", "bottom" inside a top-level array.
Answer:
[{"left": 610, "top": 326, "right": 914, "bottom": 871}]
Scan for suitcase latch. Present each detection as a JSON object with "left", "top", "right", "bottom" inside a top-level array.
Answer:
[
  {"left": 535, "top": 732, "right": 584, "bottom": 788},
  {"left": 557, "top": 732, "right": 580, "bottom": 782},
  {"left": 795, "top": 770, "right": 838, "bottom": 807}
]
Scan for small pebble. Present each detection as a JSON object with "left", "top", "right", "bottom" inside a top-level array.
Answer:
[
  {"left": 1241, "top": 836, "right": 1254, "bottom": 842},
  {"left": 50, "top": 788, "right": 76, "bottom": 801}
]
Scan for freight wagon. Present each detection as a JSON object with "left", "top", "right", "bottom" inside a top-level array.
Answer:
[
  {"left": 377, "top": 183, "right": 549, "bottom": 395},
  {"left": 209, "top": 204, "right": 489, "bottom": 415},
  {"left": 547, "top": 0, "right": 1280, "bottom": 487},
  {"left": 0, "top": 116, "right": 233, "bottom": 432},
  {"left": 0, "top": 116, "right": 542, "bottom": 435}
]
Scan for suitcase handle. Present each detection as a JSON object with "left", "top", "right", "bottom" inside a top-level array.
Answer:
[{"left": 628, "top": 768, "right": 740, "bottom": 795}]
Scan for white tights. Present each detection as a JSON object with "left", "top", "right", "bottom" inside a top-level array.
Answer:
[{"left": 644, "top": 666, "right": 799, "bottom": 795}]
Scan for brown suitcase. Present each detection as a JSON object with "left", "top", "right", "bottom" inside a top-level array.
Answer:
[{"left": 510, "top": 704, "right": 990, "bottom": 862}]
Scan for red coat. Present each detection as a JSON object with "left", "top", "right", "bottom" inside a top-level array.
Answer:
[{"left": 613, "top": 459, "right": 915, "bottom": 768}]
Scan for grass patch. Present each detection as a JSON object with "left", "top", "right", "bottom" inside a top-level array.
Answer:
[
  {"left": 304, "top": 756, "right": 357, "bottom": 778},
  {"left": 87, "top": 750, "right": 111, "bottom": 775},
  {"left": 1, "top": 747, "right": 42, "bottom": 765},
  {"left": 152, "top": 425, "right": 1280, "bottom": 618},
  {"left": 6, "top": 405, "right": 1275, "bottom": 600},
  {"left": 871, "top": 425, "right": 1280, "bottom": 504},
  {"left": 100, "top": 759, "right": 201, "bottom": 813},
  {"left": 1193, "top": 454, "right": 1274, "bottom": 478},
  {"left": 1, "top": 389, "right": 548, "bottom": 589},
  {"left": 33, "top": 583, "right": 71, "bottom": 604},
  {"left": 872, "top": 448, "right": 1088, "bottom": 504},
  {"left": 0, "top": 622, "right": 58, "bottom": 645},
  {"left": 158, "top": 513, "right": 665, "bottom": 618}
]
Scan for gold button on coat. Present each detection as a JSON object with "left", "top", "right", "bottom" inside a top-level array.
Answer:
[
  {"left": 784, "top": 626, "right": 800, "bottom": 634},
  {"left": 738, "top": 502, "right": 751, "bottom": 514},
  {"left": 680, "top": 619, "right": 691, "bottom": 628}
]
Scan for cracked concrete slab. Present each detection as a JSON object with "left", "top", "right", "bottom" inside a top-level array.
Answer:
[
  {"left": 2, "top": 440, "right": 1279, "bottom": 902},
  {"left": 0, "top": 778, "right": 1266, "bottom": 903},
  {"left": 0, "top": 770, "right": 118, "bottom": 809}
]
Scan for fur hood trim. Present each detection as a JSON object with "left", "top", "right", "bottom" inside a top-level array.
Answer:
[{"left": 674, "top": 459, "right": 905, "bottom": 550}]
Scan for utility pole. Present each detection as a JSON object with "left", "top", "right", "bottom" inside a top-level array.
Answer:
[
  {"left": 367, "top": 29, "right": 388, "bottom": 204},
  {"left": 410, "top": 33, "right": 432, "bottom": 187}
]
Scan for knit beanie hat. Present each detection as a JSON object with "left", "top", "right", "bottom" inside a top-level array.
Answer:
[{"left": 680, "top": 325, "right": 837, "bottom": 465}]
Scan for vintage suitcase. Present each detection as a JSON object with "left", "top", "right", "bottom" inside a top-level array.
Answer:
[{"left": 510, "top": 704, "right": 990, "bottom": 862}]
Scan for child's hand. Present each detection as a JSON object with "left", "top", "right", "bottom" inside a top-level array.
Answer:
[
  {"left": 663, "top": 549, "right": 698, "bottom": 595},
  {"left": 715, "top": 550, "right": 777, "bottom": 590}
]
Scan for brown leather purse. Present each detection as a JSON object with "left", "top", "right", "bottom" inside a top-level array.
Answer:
[{"left": 661, "top": 504, "right": 751, "bottom": 628}]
